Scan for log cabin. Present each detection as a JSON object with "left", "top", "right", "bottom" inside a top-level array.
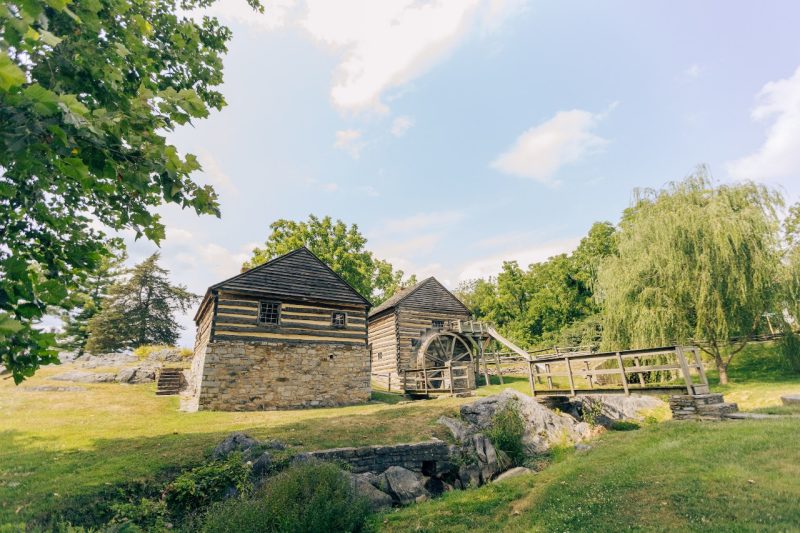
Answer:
[
  {"left": 367, "top": 277, "right": 471, "bottom": 390},
  {"left": 186, "top": 247, "right": 372, "bottom": 411}
]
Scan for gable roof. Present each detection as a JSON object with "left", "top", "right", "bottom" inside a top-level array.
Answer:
[
  {"left": 197, "top": 248, "right": 371, "bottom": 318},
  {"left": 368, "top": 277, "right": 470, "bottom": 318}
]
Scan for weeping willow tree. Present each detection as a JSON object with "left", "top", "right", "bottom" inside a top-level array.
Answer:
[{"left": 598, "top": 170, "right": 783, "bottom": 384}]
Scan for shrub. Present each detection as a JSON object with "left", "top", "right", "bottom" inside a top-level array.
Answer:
[
  {"left": 200, "top": 462, "right": 372, "bottom": 533},
  {"left": 609, "top": 421, "right": 640, "bottom": 431},
  {"left": 132, "top": 344, "right": 192, "bottom": 360},
  {"left": 486, "top": 398, "right": 527, "bottom": 466},
  {"left": 580, "top": 398, "right": 605, "bottom": 427},
  {"left": 110, "top": 497, "right": 169, "bottom": 530},
  {"left": 164, "top": 453, "right": 252, "bottom": 518},
  {"left": 779, "top": 331, "right": 800, "bottom": 373}
]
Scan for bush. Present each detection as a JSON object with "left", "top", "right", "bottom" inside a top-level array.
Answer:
[
  {"left": 486, "top": 398, "right": 527, "bottom": 466},
  {"left": 779, "top": 331, "right": 800, "bottom": 373},
  {"left": 164, "top": 453, "right": 252, "bottom": 518},
  {"left": 132, "top": 344, "right": 192, "bottom": 360},
  {"left": 110, "top": 497, "right": 169, "bottom": 530},
  {"left": 580, "top": 398, "right": 605, "bottom": 426},
  {"left": 200, "top": 462, "right": 372, "bottom": 533}
]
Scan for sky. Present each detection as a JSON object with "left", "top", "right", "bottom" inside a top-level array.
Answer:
[{"left": 121, "top": 0, "right": 800, "bottom": 346}]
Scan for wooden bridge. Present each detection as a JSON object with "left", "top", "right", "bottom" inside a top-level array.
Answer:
[{"left": 400, "top": 320, "right": 709, "bottom": 398}]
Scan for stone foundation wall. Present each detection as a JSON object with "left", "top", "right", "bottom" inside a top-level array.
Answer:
[
  {"left": 190, "top": 340, "right": 370, "bottom": 411},
  {"left": 304, "top": 441, "right": 451, "bottom": 474}
]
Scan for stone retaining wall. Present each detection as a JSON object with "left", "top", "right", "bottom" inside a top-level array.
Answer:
[
  {"left": 189, "top": 340, "right": 370, "bottom": 411},
  {"left": 305, "top": 441, "right": 451, "bottom": 474}
]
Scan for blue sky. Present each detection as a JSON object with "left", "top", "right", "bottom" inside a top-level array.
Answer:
[{"left": 123, "top": 0, "right": 800, "bottom": 345}]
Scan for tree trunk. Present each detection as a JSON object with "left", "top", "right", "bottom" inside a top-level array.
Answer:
[{"left": 712, "top": 350, "right": 729, "bottom": 385}]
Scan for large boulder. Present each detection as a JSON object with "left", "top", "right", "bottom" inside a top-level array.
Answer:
[
  {"left": 79, "top": 353, "right": 138, "bottom": 368},
  {"left": 437, "top": 416, "right": 475, "bottom": 442},
  {"left": 572, "top": 394, "right": 666, "bottom": 424},
  {"left": 213, "top": 432, "right": 261, "bottom": 459},
  {"left": 350, "top": 473, "right": 394, "bottom": 511},
  {"left": 782, "top": 394, "right": 800, "bottom": 406},
  {"left": 51, "top": 371, "right": 117, "bottom": 383},
  {"left": 377, "top": 466, "right": 429, "bottom": 505},
  {"left": 115, "top": 366, "right": 157, "bottom": 384},
  {"left": 460, "top": 389, "right": 592, "bottom": 453},
  {"left": 493, "top": 466, "right": 533, "bottom": 482}
]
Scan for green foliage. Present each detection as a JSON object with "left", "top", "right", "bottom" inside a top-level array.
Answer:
[
  {"left": 579, "top": 398, "right": 604, "bottom": 427},
  {"left": 110, "top": 497, "right": 169, "bottom": 530},
  {"left": 200, "top": 462, "right": 372, "bottom": 533},
  {"left": 598, "top": 169, "right": 784, "bottom": 383},
  {"left": 778, "top": 330, "right": 800, "bottom": 373},
  {"left": 58, "top": 246, "right": 127, "bottom": 356},
  {"left": 85, "top": 254, "right": 196, "bottom": 352},
  {"left": 456, "top": 221, "right": 616, "bottom": 349},
  {"left": 0, "top": 0, "right": 262, "bottom": 381},
  {"left": 486, "top": 398, "right": 527, "bottom": 466},
  {"left": 163, "top": 453, "right": 252, "bottom": 519},
  {"left": 609, "top": 420, "right": 640, "bottom": 431},
  {"left": 244, "top": 214, "right": 415, "bottom": 305}
]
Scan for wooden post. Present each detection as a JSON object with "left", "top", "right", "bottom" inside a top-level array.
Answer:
[
  {"left": 615, "top": 352, "right": 629, "bottom": 396},
  {"left": 423, "top": 368, "right": 428, "bottom": 396},
  {"left": 527, "top": 359, "right": 536, "bottom": 397},
  {"left": 565, "top": 357, "right": 576, "bottom": 397},
  {"left": 388, "top": 373, "right": 392, "bottom": 393},
  {"left": 584, "top": 361, "right": 594, "bottom": 389},
  {"left": 494, "top": 351, "right": 504, "bottom": 385},
  {"left": 692, "top": 347, "right": 708, "bottom": 387},
  {"left": 545, "top": 363, "right": 553, "bottom": 390},
  {"left": 676, "top": 346, "right": 694, "bottom": 394},
  {"left": 402, "top": 370, "right": 407, "bottom": 393},
  {"left": 480, "top": 341, "right": 491, "bottom": 386},
  {"left": 633, "top": 356, "right": 646, "bottom": 387}
]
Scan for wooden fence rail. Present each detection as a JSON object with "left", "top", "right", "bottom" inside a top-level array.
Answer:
[
  {"left": 526, "top": 345, "right": 709, "bottom": 397},
  {"left": 402, "top": 365, "right": 472, "bottom": 396}
]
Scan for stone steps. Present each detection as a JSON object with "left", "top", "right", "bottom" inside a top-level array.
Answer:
[
  {"left": 156, "top": 369, "right": 184, "bottom": 396},
  {"left": 669, "top": 393, "right": 739, "bottom": 420}
]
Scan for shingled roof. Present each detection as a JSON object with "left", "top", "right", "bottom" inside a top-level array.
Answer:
[
  {"left": 368, "top": 277, "right": 470, "bottom": 318},
  {"left": 196, "top": 248, "right": 371, "bottom": 319}
]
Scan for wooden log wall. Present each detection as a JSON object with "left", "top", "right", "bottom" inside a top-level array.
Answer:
[
  {"left": 368, "top": 312, "right": 399, "bottom": 382},
  {"left": 193, "top": 298, "right": 215, "bottom": 356},
  {"left": 212, "top": 291, "right": 367, "bottom": 346},
  {"left": 395, "top": 308, "right": 471, "bottom": 370}
]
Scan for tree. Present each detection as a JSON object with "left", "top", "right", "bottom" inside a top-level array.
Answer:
[
  {"left": 0, "top": 0, "right": 260, "bottom": 381},
  {"left": 85, "top": 253, "right": 196, "bottom": 353},
  {"left": 244, "top": 215, "right": 415, "bottom": 304},
  {"left": 58, "top": 245, "right": 127, "bottom": 356},
  {"left": 597, "top": 170, "right": 783, "bottom": 384}
]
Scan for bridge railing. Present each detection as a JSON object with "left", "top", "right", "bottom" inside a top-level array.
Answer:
[{"left": 526, "top": 345, "right": 709, "bottom": 397}]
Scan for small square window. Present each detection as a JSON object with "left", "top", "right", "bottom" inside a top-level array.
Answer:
[
  {"left": 331, "top": 311, "right": 347, "bottom": 328},
  {"left": 432, "top": 320, "right": 445, "bottom": 329},
  {"left": 259, "top": 301, "right": 280, "bottom": 325}
]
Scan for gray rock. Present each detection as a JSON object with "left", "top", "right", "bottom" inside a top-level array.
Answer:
[
  {"left": 79, "top": 353, "right": 138, "bottom": 368},
  {"left": 782, "top": 394, "right": 800, "bottom": 406},
  {"left": 575, "top": 443, "right": 592, "bottom": 452},
  {"left": 458, "top": 463, "right": 482, "bottom": 488},
  {"left": 115, "top": 366, "right": 157, "bottom": 384},
  {"left": 51, "top": 371, "right": 117, "bottom": 383},
  {"left": 461, "top": 389, "right": 592, "bottom": 453},
  {"left": 437, "top": 416, "right": 475, "bottom": 442},
  {"left": 213, "top": 432, "right": 260, "bottom": 459},
  {"left": 471, "top": 434, "right": 500, "bottom": 482},
  {"left": 251, "top": 452, "right": 272, "bottom": 477},
  {"left": 493, "top": 466, "right": 533, "bottom": 482},
  {"left": 572, "top": 394, "right": 666, "bottom": 424},
  {"left": 22, "top": 385, "right": 85, "bottom": 392},
  {"left": 350, "top": 474, "right": 394, "bottom": 511},
  {"left": 146, "top": 347, "right": 188, "bottom": 363},
  {"left": 115, "top": 368, "right": 136, "bottom": 383},
  {"left": 378, "top": 466, "right": 429, "bottom": 505}
]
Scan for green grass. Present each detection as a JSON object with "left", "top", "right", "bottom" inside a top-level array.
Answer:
[
  {"left": 378, "top": 418, "right": 800, "bottom": 532},
  {"left": 1, "top": 342, "right": 798, "bottom": 529}
]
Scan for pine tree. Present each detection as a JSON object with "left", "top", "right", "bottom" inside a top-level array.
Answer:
[
  {"left": 85, "top": 253, "right": 197, "bottom": 353},
  {"left": 58, "top": 248, "right": 127, "bottom": 356}
]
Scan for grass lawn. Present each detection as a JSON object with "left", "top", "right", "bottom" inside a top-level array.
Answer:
[{"left": 1, "top": 341, "right": 798, "bottom": 529}]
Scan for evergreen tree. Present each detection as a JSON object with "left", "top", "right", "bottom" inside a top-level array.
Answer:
[
  {"left": 85, "top": 253, "right": 196, "bottom": 353},
  {"left": 58, "top": 247, "right": 127, "bottom": 356}
]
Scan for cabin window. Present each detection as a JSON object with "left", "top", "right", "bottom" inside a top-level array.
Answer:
[
  {"left": 432, "top": 319, "right": 444, "bottom": 329},
  {"left": 258, "top": 301, "right": 280, "bottom": 325},
  {"left": 331, "top": 311, "right": 347, "bottom": 328}
]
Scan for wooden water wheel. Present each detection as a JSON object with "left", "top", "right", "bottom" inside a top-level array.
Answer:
[{"left": 413, "top": 331, "right": 477, "bottom": 390}]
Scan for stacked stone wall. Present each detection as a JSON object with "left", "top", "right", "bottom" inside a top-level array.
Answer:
[
  {"left": 192, "top": 340, "right": 370, "bottom": 411},
  {"left": 305, "top": 441, "right": 450, "bottom": 474}
]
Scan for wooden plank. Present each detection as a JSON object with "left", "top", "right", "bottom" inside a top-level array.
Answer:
[
  {"left": 565, "top": 357, "right": 576, "bottom": 396},
  {"left": 692, "top": 346, "right": 708, "bottom": 387},
  {"left": 213, "top": 334, "right": 364, "bottom": 346},
  {"left": 676, "top": 346, "right": 694, "bottom": 394},
  {"left": 213, "top": 328, "right": 365, "bottom": 342},
  {"left": 616, "top": 352, "right": 629, "bottom": 396}
]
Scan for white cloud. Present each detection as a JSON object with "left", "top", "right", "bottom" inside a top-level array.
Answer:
[
  {"left": 206, "top": 0, "right": 526, "bottom": 113},
  {"left": 728, "top": 66, "right": 800, "bottom": 182},
  {"left": 685, "top": 64, "right": 703, "bottom": 78},
  {"left": 390, "top": 115, "right": 414, "bottom": 137},
  {"left": 334, "top": 129, "right": 366, "bottom": 158},
  {"left": 304, "top": 177, "right": 339, "bottom": 192},
  {"left": 358, "top": 185, "right": 380, "bottom": 197},
  {"left": 378, "top": 210, "right": 464, "bottom": 235},
  {"left": 198, "top": 153, "right": 238, "bottom": 196},
  {"left": 491, "top": 109, "right": 610, "bottom": 186},
  {"left": 457, "top": 238, "right": 580, "bottom": 281}
]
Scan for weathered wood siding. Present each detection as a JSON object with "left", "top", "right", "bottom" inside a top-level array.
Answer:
[
  {"left": 212, "top": 291, "right": 367, "bottom": 346},
  {"left": 193, "top": 297, "right": 215, "bottom": 356},
  {"left": 395, "top": 308, "right": 471, "bottom": 371},
  {"left": 367, "top": 311, "right": 398, "bottom": 387}
]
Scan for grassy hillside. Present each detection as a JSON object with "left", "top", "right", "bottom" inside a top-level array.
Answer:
[{"left": 0, "top": 341, "right": 798, "bottom": 529}]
